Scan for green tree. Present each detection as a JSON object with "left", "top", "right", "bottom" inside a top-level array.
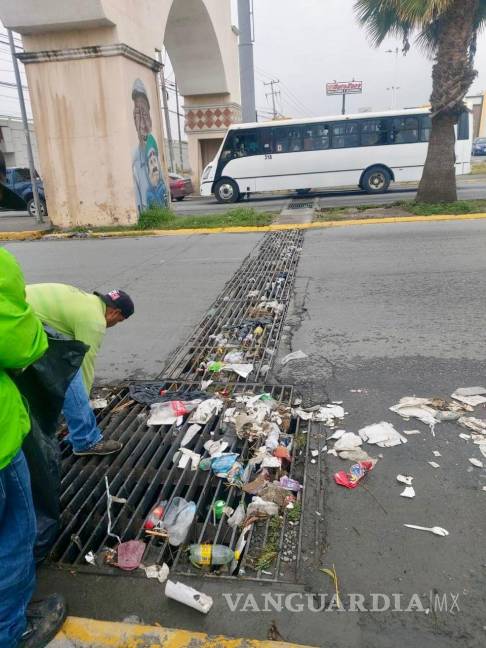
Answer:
[{"left": 354, "top": 0, "right": 486, "bottom": 202}]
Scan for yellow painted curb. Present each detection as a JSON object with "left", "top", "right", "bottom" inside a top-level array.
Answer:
[
  {"left": 50, "top": 616, "right": 317, "bottom": 648},
  {"left": 0, "top": 229, "right": 44, "bottom": 241},
  {"left": 4, "top": 211, "right": 486, "bottom": 242}
]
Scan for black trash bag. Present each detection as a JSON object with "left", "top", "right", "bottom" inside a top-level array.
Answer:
[
  {"left": 129, "top": 382, "right": 210, "bottom": 405},
  {"left": 15, "top": 328, "right": 88, "bottom": 561}
]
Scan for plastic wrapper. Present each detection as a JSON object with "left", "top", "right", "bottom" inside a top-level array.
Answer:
[{"left": 333, "top": 460, "right": 375, "bottom": 489}]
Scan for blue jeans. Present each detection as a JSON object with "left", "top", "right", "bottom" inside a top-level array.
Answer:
[
  {"left": 62, "top": 369, "right": 102, "bottom": 452},
  {"left": 0, "top": 451, "right": 36, "bottom": 648}
]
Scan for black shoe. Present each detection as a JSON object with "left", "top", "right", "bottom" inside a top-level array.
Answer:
[
  {"left": 73, "top": 439, "right": 123, "bottom": 456},
  {"left": 19, "top": 593, "right": 67, "bottom": 647}
]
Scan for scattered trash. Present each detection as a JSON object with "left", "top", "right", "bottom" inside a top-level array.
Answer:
[
  {"left": 105, "top": 477, "right": 126, "bottom": 545},
  {"left": 190, "top": 398, "right": 224, "bottom": 424},
  {"left": 143, "top": 563, "right": 169, "bottom": 583},
  {"left": 228, "top": 501, "right": 246, "bottom": 528},
  {"left": 85, "top": 551, "right": 96, "bottom": 565},
  {"left": 222, "top": 363, "right": 254, "bottom": 378},
  {"left": 165, "top": 580, "right": 213, "bottom": 614},
  {"left": 428, "top": 461, "right": 440, "bottom": 469},
  {"left": 403, "top": 524, "right": 449, "bottom": 537},
  {"left": 403, "top": 430, "right": 421, "bottom": 435},
  {"left": 201, "top": 379, "right": 213, "bottom": 390},
  {"left": 451, "top": 387, "right": 486, "bottom": 407},
  {"left": 459, "top": 433, "right": 471, "bottom": 440},
  {"left": 338, "top": 448, "right": 372, "bottom": 462},
  {"left": 212, "top": 500, "right": 226, "bottom": 521},
  {"left": 435, "top": 411, "right": 461, "bottom": 422},
  {"left": 281, "top": 350, "right": 308, "bottom": 365},
  {"left": 333, "top": 460, "right": 376, "bottom": 489},
  {"left": 148, "top": 400, "right": 201, "bottom": 426},
  {"left": 458, "top": 417, "right": 486, "bottom": 434},
  {"left": 320, "top": 564, "right": 342, "bottom": 609},
  {"left": 175, "top": 448, "right": 201, "bottom": 471},
  {"left": 359, "top": 422, "right": 406, "bottom": 448},
  {"left": 311, "top": 449, "right": 319, "bottom": 457},
  {"left": 469, "top": 458, "right": 483, "bottom": 468},
  {"left": 334, "top": 432, "right": 362, "bottom": 452},
  {"left": 390, "top": 398, "right": 438, "bottom": 432},
  {"left": 180, "top": 424, "right": 202, "bottom": 447},
  {"left": 116, "top": 540, "right": 146, "bottom": 571},
  {"left": 279, "top": 476, "right": 303, "bottom": 492},
  {"left": 189, "top": 544, "right": 240, "bottom": 567},
  {"left": 247, "top": 496, "right": 279, "bottom": 517},
  {"left": 400, "top": 487, "right": 416, "bottom": 499},
  {"left": 397, "top": 474, "right": 413, "bottom": 486},
  {"left": 223, "top": 351, "right": 245, "bottom": 364},
  {"left": 144, "top": 500, "right": 167, "bottom": 530},
  {"left": 328, "top": 429, "right": 345, "bottom": 441},
  {"left": 158, "top": 497, "right": 196, "bottom": 546},
  {"left": 90, "top": 398, "right": 108, "bottom": 410},
  {"left": 432, "top": 450, "right": 442, "bottom": 457}
]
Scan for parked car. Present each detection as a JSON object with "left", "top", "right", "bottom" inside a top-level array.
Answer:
[
  {"left": 472, "top": 137, "right": 486, "bottom": 156},
  {"left": 169, "top": 173, "right": 193, "bottom": 201},
  {"left": 5, "top": 167, "right": 47, "bottom": 217}
]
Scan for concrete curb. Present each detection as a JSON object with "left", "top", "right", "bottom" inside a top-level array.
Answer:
[
  {"left": 0, "top": 229, "right": 44, "bottom": 241},
  {"left": 49, "top": 616, "right": 317, "bottom": 647},
  {"left": 3, "top": 212, "right": 486, "bottom": 242}
]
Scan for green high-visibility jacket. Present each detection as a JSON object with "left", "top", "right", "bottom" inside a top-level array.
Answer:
[{"left": 0, "top": 249, "right": 48, "bottom": 469}]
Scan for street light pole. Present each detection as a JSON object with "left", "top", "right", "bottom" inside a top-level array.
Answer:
[
  {"left": 342, "top": 93, "right": 346, "bottom": 115},
  {"left": 157, "top": 49, "right": 175, "bottom": 173},
  {"left": 8, "top": 29, "right": 43, "bottom": 223}
]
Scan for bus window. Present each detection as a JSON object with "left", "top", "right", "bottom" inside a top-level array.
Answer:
[
  {"left": 420, "top": 115, "right": 432, "bottom": 142},
  {"left": 222, "top": 129, "right": 260, "bottom": 160},
  {"left": 261, "top": 129, "right": 272, "bottom": 155},
  {"left": 391, "top": 117, "right": 419, "bottom": 144},
  {"left": 273, "top": 126, "right": 303, "bottom": 153},
  {"left": 360, "top": 118, "right": 390, "bottom": 146},
  {"left": 458, "top": 111, "right": 469, "bottom": 140},
  {"left": 303, "top": 124, "right": 330, "bottom": 151},
  {"left": 331, "top": 122, "right": 359, "bottom": 148}
]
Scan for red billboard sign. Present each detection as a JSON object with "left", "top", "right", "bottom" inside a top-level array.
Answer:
[{"left": 326, "top": 81, "right": 363, "bottom": 95}]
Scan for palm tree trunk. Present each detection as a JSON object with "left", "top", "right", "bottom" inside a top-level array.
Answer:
[{"left": 417, "top": 0, "right": 479, "bottom": 203}]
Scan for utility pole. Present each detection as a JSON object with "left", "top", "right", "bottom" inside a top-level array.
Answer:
[
  {"left": 8, "top": 29, "right": 43, "bottom": 223},
  {"left": 238, "top": 0, "right": 256, "bottom": 122},
  {"left": 264, "top": 79, "right": 280, "bottom": 119},
  {"left": 174, "top": 82, "right": 184, "bottom": 172},
  {"left": 386, "top": 47, "right": 400, "bottom": 109},
  {"left": 156, "top": 49, "right": 175, "bottom": 173},
  {"left": 342, "top": 93, "right": 346, "bottom": 115}
]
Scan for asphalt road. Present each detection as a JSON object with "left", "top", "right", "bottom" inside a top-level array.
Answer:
[
  {"left": 4, "top": 219, "right": 486, "bottom": 647},
  {"left": 173, "top": 174, "right": 486, "bottom": 215}
]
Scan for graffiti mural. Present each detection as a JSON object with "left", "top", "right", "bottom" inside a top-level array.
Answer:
[{"left": 131, "top": 78, "right": 168, "bottom": 214}]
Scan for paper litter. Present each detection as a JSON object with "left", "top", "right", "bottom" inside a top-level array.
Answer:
[
  {"left": 400, "top": 486, "right": 416, "bottom": 499},
  {"left": 397, "top": 474, "right": 413, "bottom": 486},
  {"left": 143, "top": 563, "right": 169, "bottom": 583},
  {"left": 165, "top": 580, "right": 213, "bottom": 614},
  {"left": 403, "top": 430, "right": 421, "bottom": 435},
  {"left": 334, "top": 432, "right": 362, "bottom": 452},
  {"left": 180, "top": 424, "right": 202, "bottom": 447},
  {"left": 432, "top": 450, "right": 441, "bottom": 457},
  {"left": 468, "top": 458, "right": 483, "bottom": 468},
  {"left": 453, "top": 386, "right": 486, "bottom": 397},
  {"left": 190, "top": 398, "right": 224, "bottom": 424},
  {"left": 90, "top": 398, "right": 108, "bottom": 410},
  {"left": 451, "top": 392, "right": 486, "bottom": 407},
  {"left": 389, "top": 398, "right": 438, "bottom": 432},
  {"left": 281, "top": 350, "right": 308, "bottom": 365},
  {"left": 328, "top": 429, "right": 345, "bottom": 441},
  {"left": 338, "top": 448, "right": 372, "bottom": 462},
  {"left": 359, "top": 422, "right": 407, "bottom": 448},
  {"left": 458, "top": 433, "right": 471, "bottom": 440},
  {"left": 428, "top": 461, "right": 440, "bottom": 469}
]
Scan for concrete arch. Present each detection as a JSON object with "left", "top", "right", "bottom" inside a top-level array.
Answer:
[
  {"left": 164, "top": 0, "right": 228, "bottom": 97},
  {"left": 0, "top": 0, "right": 241, "bottom": 226}
]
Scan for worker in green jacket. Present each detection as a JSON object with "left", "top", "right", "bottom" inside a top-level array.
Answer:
[
  {"left": 0, "top": 248, "right": 66, "bottom": 647},
  {"left": 26, "top": 283, "right": 134, "bottom": 456}
]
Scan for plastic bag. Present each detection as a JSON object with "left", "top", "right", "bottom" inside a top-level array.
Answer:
[
  {"left": 228, "top": 501, "right": 246, "bottom": 528},
  {"left": 161, "top": 497, "right": 196, "bottom": 546},
  {"left": 147, "top": 400, "right": 201, "bottom": 426},
  {"left": 210, "top": 453, "right": 239, "bottom": 477},
  {"left": 16, "top": 329, "right": 87, "bottom": 561}
]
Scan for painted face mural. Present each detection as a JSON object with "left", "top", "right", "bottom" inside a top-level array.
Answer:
[{"left": 131, "top": 78, "right": 168, "bottom": 215}]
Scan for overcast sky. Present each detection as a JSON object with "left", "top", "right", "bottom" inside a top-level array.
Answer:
[
  {"left": 1, "top": 2, "right": 486, "bottom": 135},
  {"left": 245, "top": 0, "right": 486, "bottom": 119}
]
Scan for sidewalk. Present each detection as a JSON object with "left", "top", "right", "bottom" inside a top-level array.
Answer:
[{"left": 0, "top": 210, "right": 50, "bottom": 233}]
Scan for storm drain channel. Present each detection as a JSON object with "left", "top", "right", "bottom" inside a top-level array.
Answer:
[{"left": 52, "top": 231, "right": 325, "bottom": 583}]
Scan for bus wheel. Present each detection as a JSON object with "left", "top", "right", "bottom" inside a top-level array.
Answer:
[
  {"left": 214, "top": 179, "right": 240, "bottom": 203},
  {"left": 362, "top": 167, "right": 391, "bottom": 194}
]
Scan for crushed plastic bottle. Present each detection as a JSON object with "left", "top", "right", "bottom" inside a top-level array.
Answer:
[
  {"left": 143, "top": 500, "right": 167, "bottom": 530},
  {"left": 189, "top": 544, "right": 241, "bottom": 567}
]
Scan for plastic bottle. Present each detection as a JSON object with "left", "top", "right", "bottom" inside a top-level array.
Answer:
[
  {"left": 143, "top": 500, "right": 167, "bottom": 530},
  {"left": 189, "top": 544, "right": 241, "bottom": 567}
]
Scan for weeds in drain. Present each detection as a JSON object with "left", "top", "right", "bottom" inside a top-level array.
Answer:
[
  {"left": 254, "top": 517, "right": 283, "bottom": 570},
  {"left": 287, "top": 501, "right": 302, "bottom": 523},
  {"left": 294, "top": 432, "right": 307, "bottom": 451}
]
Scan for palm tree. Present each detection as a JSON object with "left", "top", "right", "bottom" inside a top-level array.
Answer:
[{"left": 354, "top": 0, "right": 486, "bottom": 203}]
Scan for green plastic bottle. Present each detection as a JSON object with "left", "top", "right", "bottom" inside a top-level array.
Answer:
[{"left": 189, "top": 544, "right": 240, "bottom": 567}]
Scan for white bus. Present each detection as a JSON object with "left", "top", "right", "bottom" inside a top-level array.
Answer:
[{"left": 200, "top": 108, "right": 472, "bottom": 203}]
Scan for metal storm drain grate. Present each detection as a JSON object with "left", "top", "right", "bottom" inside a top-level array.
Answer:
[
  {"left": 52, "top": 380, "right": 316, "bottom": 583},
  {"left": 287, "top": 200, "right": 314, "bottom": 210},
  {"left": 51, "top": 231, "right": 326, "bottom": 583}
]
